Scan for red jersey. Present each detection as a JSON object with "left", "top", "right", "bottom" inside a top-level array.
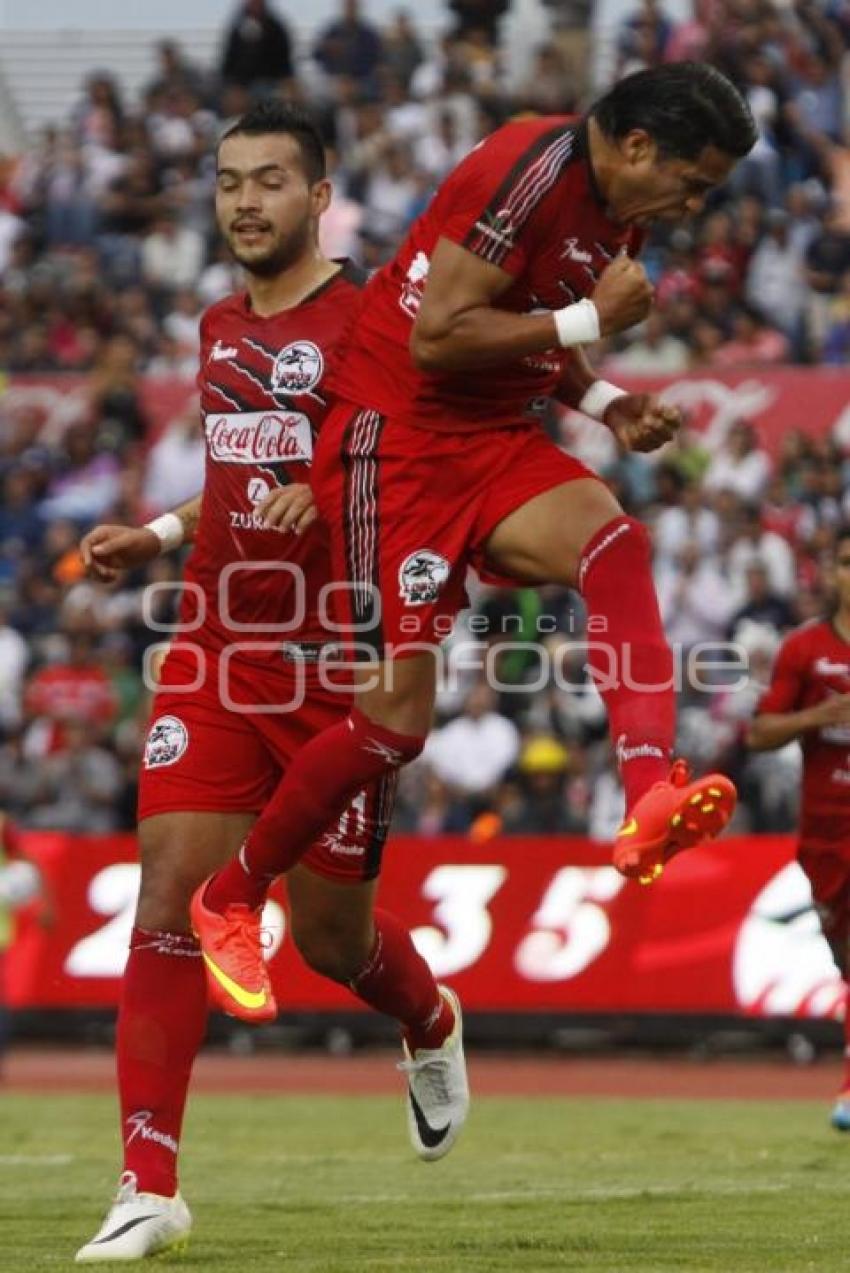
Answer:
[
  {"left": 756, "top": 620, "right": 850, "bottom": 850},
  {"left": 179, "top": 264, "right": 365, "bottom": 661},
  {"left": 331, "top": 117, "right": 642, "bottom": 433}
]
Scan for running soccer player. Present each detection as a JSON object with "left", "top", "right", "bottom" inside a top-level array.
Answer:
[
  {"left": 749, "top": 527, "right": 850, "bottom": 1132},
  {"left": 193, "top": 64, "right": 755, "bottom": 1018},
  {"left": 75, "top": 102, "right": 465, "bottom": 1265}
]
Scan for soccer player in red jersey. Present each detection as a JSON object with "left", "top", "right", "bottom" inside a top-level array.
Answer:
[
  {"left": 749, "top": 527, "right": 850, "bottom": 1131},
  {"left": 194, "top": 64, "right": 754, "bottom": 1006},
  {"left": 75, "top": 103, "right": 465, "bottom": 1265}
]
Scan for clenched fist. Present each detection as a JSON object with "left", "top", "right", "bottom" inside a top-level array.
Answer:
[
  {"left": 604, "top": 393, "right": 681, "bottom": 453},
  {"left": 256, "top": 482, "right": 317, "bottom": 536},
  {"left": 591, "top": 252, "right": 654, "bottom": 337}
]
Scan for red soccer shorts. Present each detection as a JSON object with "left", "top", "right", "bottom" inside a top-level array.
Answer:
[
  {"left": 798, "top": 844, "right": 850, "bottom": 973},
  {"left": 137, "top": 644, "right": 393, "bottom": 883},
  {"left": 312, "top": 402, "right": 598, "bottom": 656}
]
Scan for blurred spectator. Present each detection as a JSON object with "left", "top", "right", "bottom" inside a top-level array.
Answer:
[
  {"left": 713, "top": 306, "right": 790, "bottom": 367},
  {"left": 804, "top": 203, "right": 850, "bottom": 354},
  {"left": 422, "top": 682, "right": 520, "bottom": 815},
  {"left": 745, "top": 209, "right": 807, "bottom": 341},
  {"left": 38, "top": 424, "right": 122, "bottom": 523},
  {"left": 145, "top": 40, "right": 209, "bottom": 106},
  {"left": 141, "top": 211, "right": 204, "bottom": 296},
  {"left": 726, "top": 562, "right": 796, "bottom": 640},
  {"left": 26, "top": 721, "right": 123, "bottom": 833},
  {"left": 24, "top": 632, "right": 118, "bottom": 757},
  {"left": 0, "top": 603, "right": 27, "bottom": 729},
  {"left": 653, "top": 476, "right": 720, "bottom": 564},
  {"left": 656, "top": 541, "right": 734, "bottom": 650},
  {"left": 143, "top": 403, "right": 205, "bottom": 514},
  {"left": 220, "top": 0, "right": 295, "bottom": 95},
  {"left": 515, "top": 42, "right": 577, "bottom": 115},
  {"left": 608, "top": 311, "right": 689, "bottom": 374},
  {"left": 382, "top": 9, "right": 424, "bottom": 90},
  {"left": 501, "top": 736, "right": 586, "bottom": 834},
  {"left": 703, "top": 422, "right": 771, "bottom": 503},
  {"left": 313, "top": 0, "right": 385, "bottom": 88},
  {"left": 447, "top": 0, "right": 510, "bottom": 44},
  {"left": 725, "top": 504, "right": 796, "bottom": 605}
]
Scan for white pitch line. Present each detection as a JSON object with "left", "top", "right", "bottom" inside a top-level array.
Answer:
[
  {"left": 0, "top": 1154, "right": 74, "bottom": 1166},
  {"left": 324, "top": 1181, "right": 801, "bottom": 1206}
]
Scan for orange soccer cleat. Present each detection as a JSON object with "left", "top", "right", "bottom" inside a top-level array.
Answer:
[
  {"left": 613, "top": 759, "right": 737, "bottom": 885},
  {"left": 190, "top": 881, "right": 277, "bottom": 1023}
]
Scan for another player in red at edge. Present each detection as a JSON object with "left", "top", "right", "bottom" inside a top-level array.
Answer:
[
  {"left": 194, "top": 66, "right": 755, "bottom": 1007},
  {"left": 749, "top": 526, "right": 850, "bottom": 1132},
  {"left": 76, "top": 103, "right": 465, "bottom": 1264}
]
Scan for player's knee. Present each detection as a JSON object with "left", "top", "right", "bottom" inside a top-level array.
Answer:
[
  {"left": 135, "top": 865, "right": 198, "bottom": 933},
  {"left": 292, "top": 920, "right": 372, "bottom": 984}
]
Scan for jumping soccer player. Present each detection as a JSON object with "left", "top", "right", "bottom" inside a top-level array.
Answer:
[
  {"left": 75, "top": 102, "right": 465, "bottom": 1265},
  {"left": 749, "top": 526, "right": 850, "bottom": 1132},
  {"left": 193, "top": 63, "right": 755, "bottom": 1024}
]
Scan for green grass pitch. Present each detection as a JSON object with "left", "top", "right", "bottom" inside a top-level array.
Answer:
[{"left": 0, "top": 1090, "right": 846, "bottom": 1271}]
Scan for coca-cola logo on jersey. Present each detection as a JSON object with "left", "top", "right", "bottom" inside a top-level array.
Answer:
[{"left": 205, "top": 411, "right": 313, "bottom": 464}]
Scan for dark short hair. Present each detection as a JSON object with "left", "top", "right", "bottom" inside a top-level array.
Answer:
[
  {"left": 219, "top": 100, "right": 327, "bottom": 184},
  {"left": 835, "top": 525, "right": 850, "bottom": 552},
  {"left": 592, "top": 62, "right": 757, "bottom": 161}
]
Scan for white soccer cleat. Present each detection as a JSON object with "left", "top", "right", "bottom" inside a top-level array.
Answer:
[
  {"left": 398, "top": 985, "right": 469, "bottom": 1162},
  {"left": 75, "top": 1172, "right": 192, "bottom": 1263}
]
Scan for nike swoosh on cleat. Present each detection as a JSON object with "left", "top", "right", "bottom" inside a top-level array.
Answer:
[
  {"left": 201, "top": 952, "right": 269, "bottom": 1012},
  {"left": 617, "top": 818, "right": 639, "bottom": 837},
  {"left": 92, "top": 1215, "right": 161, "bottom": 1244},
  {"left": 408, "top": 1089, "right": 450, "bottom": 1149}
]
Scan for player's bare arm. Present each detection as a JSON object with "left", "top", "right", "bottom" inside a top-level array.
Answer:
[
  {"left": 410, "top": 238, "right": 653, "bottom": 373},
  {"left": 748, "top": 696, "right": 850, "bottom": 751},
  {"left": 80, "top": 494, "right": 202, "bottom": 582},
  {"left": 556, "top": 347, "right": 681, "bottom": 454}
]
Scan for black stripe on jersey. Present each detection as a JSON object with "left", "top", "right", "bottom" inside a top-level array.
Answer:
[
  {"left": 463, "top": 124, "right": 576, "bottom": 268},
  {"left": 205, "top": 379, "right": 254, "bottom": 411},
  {"left": 341, "top": 407, "right": 386, "bottom": 658},
  {"left": 230, "top": 358, "right": 278, "bottom": 402}
]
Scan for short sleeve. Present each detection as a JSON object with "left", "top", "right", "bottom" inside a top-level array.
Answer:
[
  {"left": 196, "top": 310, "right": 210, "bottom": 394},
  {"left": 439, "top": 122, "right": 574, "bottom": 278},
  {"left": 756, "top": 635, "right": 806, "bottom": 716}
]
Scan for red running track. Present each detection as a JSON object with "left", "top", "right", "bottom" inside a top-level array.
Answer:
[{"left": 0, "top": 1048, "right": 841, "bottom": 1100}]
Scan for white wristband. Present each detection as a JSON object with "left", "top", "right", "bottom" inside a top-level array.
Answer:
[
  {"left": 553, "top": 298, "right": 600, "bottom": 348},
  {"left": 144, "top": 512, "right": 184, "bottom": 553},
  {"left": 578, "top": 380, "right": 628, "bottom": 422}
]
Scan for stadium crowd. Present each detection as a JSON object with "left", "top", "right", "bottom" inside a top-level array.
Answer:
[{"left": 2, "top": 0, "right": 850, "bottom": 839}]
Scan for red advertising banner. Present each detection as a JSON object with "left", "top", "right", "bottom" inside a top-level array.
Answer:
[
  {"left": 7, "top": 833, "right": 843, "bottom": 1019},
  {"left": 4, "top": 368, "right": 850, "bottom": 460},
  {"left": 611, "top": 367, "right": 850, "bottom": 459}
]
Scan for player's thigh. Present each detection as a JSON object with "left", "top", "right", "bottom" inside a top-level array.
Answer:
[
  {"left": 136, "top": 810, "right": 256, "bottom": 933},
  {"left": 286, "top": 864, "right": 379, "bottom": 982},
  {"left": 484, "top": 477, "right": 623, "bottom": 587}
]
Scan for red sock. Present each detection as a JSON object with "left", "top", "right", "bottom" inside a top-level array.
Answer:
[
  {"left": 117, "top": 928, "right": 208, "bottom": 1196},
  {"left": 578, "top": 516, "right": 675, "bottom": 809},
  {"left": 205, "top": 708, "right": 424, "bottom": 912},
  {"left": 842, "top": 985, "right": 850, "bottom": 1094},
  {"left": 349, "top": 910, "right": 453, "bottom": 1051}
]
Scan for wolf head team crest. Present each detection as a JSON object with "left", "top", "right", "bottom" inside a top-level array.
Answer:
[
  {"left": 144, "top": 715, "right": 189, "bottom": 769},
  {"left": 398, "top": 550, "right": 450, "bottom": 605},
  {"left": 272, "top": 341, "right": 323, "bottom": 395}
]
